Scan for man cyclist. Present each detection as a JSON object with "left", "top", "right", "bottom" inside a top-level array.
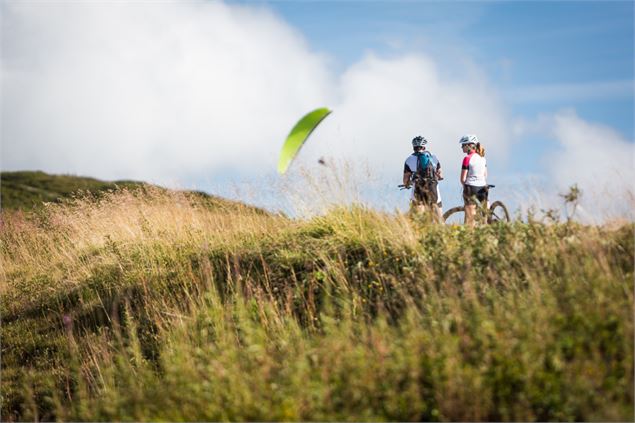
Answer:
[{"left": 403, "top": 135, "right": 443, "bottom": 221}]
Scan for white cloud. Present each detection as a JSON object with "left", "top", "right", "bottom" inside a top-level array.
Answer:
[
  {"left": 311, "top": 52, "right": 510, "bottom": 165},
  {"left": 1, "top": 2, "right": 333, "bottom": 182},
  {"left": 548, "top": 110, "right": 634, "bottom": 200},
  {"left": 513, "top": 110, "right": 634, "bottom": 221},
  {"left": 550, "top": 111, "right": 632, "bottom": 180},
  {"left": 1, "top": 1, "right": 510, "bottom": 194}
]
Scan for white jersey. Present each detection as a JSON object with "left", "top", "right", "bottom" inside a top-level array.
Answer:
[{"left": 462, "top": 152, "right": 487, "bottom": 187}]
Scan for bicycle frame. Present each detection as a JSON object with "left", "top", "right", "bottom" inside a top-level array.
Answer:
[{"left": 442, "top": 185, "right": 510, "bottom": 224}]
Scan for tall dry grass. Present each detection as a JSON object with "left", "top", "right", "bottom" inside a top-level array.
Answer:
[
  {"left": 1, "top": 186, "right": 633, "bottom": 421},
  {"left": 1, "top": 187, "right": 284, "bottom": 312}
]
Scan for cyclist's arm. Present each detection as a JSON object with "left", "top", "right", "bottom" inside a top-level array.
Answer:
[
  {"left": 460, "top": 155, "right": 470, "bottom": 185},
  {"left": 460, "top": 169, "right": 468, "bottom": 185},
  {"left": 403, "top": 162, "right": 413, "bottom": 187},
  {"left": 403, "top": 171, "right": 412, "bottom": 187}
]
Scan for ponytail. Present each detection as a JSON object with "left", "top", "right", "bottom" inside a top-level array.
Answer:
[{"left": 476, "top": 142, "right": 485, "bottom": 157}]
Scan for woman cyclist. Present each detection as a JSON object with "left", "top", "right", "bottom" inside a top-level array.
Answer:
[{"left": 459, "top": 134, "right": 487, "bottom": 226}]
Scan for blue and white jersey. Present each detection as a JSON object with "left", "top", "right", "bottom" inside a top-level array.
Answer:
[{"left": 403, "top": 151, "right": 440, "bottom": 175}]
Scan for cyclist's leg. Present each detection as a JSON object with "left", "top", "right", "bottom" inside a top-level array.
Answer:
[
  {"left": 435, "top": 185, "right": 444, "bottom": 222},
  {"left": 432, "top": 203, "right": 443, "bottom": 223},
  {"left": 425, "top": 183, "right": 441, "bottom": 222},
  {"left": 477, "top": 187, "right": 490, "bottom": 221},
  {"left": 465, "top": 204, "right": 476, "bottom": 225},
  {"left": 413, "top": 183, "right": 430, "bottom": 215},
  {"left": 463, "top": 185, "right": 477, "bottom": 226},
  {"left": 418, "top": 181, "right": 436, "bottom": 220},
  {"left": 410, "top": 193, "right": 426, "bottom": 215},
  {"left": 478, "top": 186, "right": 489, "bottom": 209}
]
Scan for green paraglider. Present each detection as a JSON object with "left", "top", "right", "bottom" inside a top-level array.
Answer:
[{"left": 277, "top": 107, "right": 331, "bottom": 174}]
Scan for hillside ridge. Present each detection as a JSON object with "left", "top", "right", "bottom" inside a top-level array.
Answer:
[{"left": 0, "top": 170, "right": 266, "bottom": 214}]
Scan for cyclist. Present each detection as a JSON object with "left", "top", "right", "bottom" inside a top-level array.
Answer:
[
  {"left": 403, "top": 135, "right": 443, "bottom": 221},
  {"left": 459, "top": 134, "right": 487, "bottom": 226}
]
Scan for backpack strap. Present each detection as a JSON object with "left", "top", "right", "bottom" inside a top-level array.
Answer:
[{"left": 413, "top": 152, "right": 423, "bottom": 181}]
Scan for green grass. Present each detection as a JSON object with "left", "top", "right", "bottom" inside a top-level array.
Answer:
[{"left": 1, "top": 187, "right": 633, "bottom": 421}]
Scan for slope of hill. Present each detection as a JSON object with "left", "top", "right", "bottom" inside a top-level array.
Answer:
[
  {"left": 1, "top": 186, "right": 633, "bottom": 421},
  {"left": 0, "top": 171, "right": 144, "bottom": 210},
  {"left": 0, "top": 170, "right": 266, "bottom": 214}
]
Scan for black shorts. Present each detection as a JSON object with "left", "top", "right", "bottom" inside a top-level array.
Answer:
[
  {"left": 413, "top": 180, "right": 438, "bottom": 206},
  {"left": 463, "top": 185, "right": 488, "bottom": 205}
]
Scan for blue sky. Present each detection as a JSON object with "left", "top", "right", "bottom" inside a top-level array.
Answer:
[
  {"left": 267, "top": 0, "right": 633, "bottom": 137},
  {"left": 2, "top": 0, "right": 633, "bottom": 220}
]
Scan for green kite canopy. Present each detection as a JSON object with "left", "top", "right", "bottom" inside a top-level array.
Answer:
[{"left": 277, "top": 107, "right": 331, "bottom": 174}]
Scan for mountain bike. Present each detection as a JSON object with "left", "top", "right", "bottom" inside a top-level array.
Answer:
[{"left": 442, "top": 184, "right": 510, "bottom": 224}]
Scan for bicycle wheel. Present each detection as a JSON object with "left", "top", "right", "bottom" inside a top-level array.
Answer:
[
  {"left": 443, "top": 206, "right": 465, "bottom": 224},
  {"left": 488, "top": 201, "right": 510, "bottom": 223}
]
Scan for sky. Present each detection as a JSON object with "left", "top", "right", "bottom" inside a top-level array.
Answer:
[{"left": 1, "top": 0, "right": 634, "bottom": 220}]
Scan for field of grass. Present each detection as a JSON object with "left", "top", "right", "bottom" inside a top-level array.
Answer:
[{"left": 1, "top": 185, "right": 633, "bottom": 421}]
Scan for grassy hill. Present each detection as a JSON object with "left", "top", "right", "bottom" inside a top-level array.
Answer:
[
  {"left": 0, "top": 170, "right": 266, "bottom": 214},
  {"left": 0, "top": 171, "right": 146, "bottom": 210},
  {"left": 1, "top": 185, "right": 633, "bottom": 421}
]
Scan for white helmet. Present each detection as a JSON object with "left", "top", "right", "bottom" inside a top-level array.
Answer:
[{"left": 459, "top": 134, "right": 478, "bottom": 146}]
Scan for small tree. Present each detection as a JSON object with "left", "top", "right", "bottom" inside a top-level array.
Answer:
[{"left": 560, "top": 184, "right": 582, "bottom": 222}]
